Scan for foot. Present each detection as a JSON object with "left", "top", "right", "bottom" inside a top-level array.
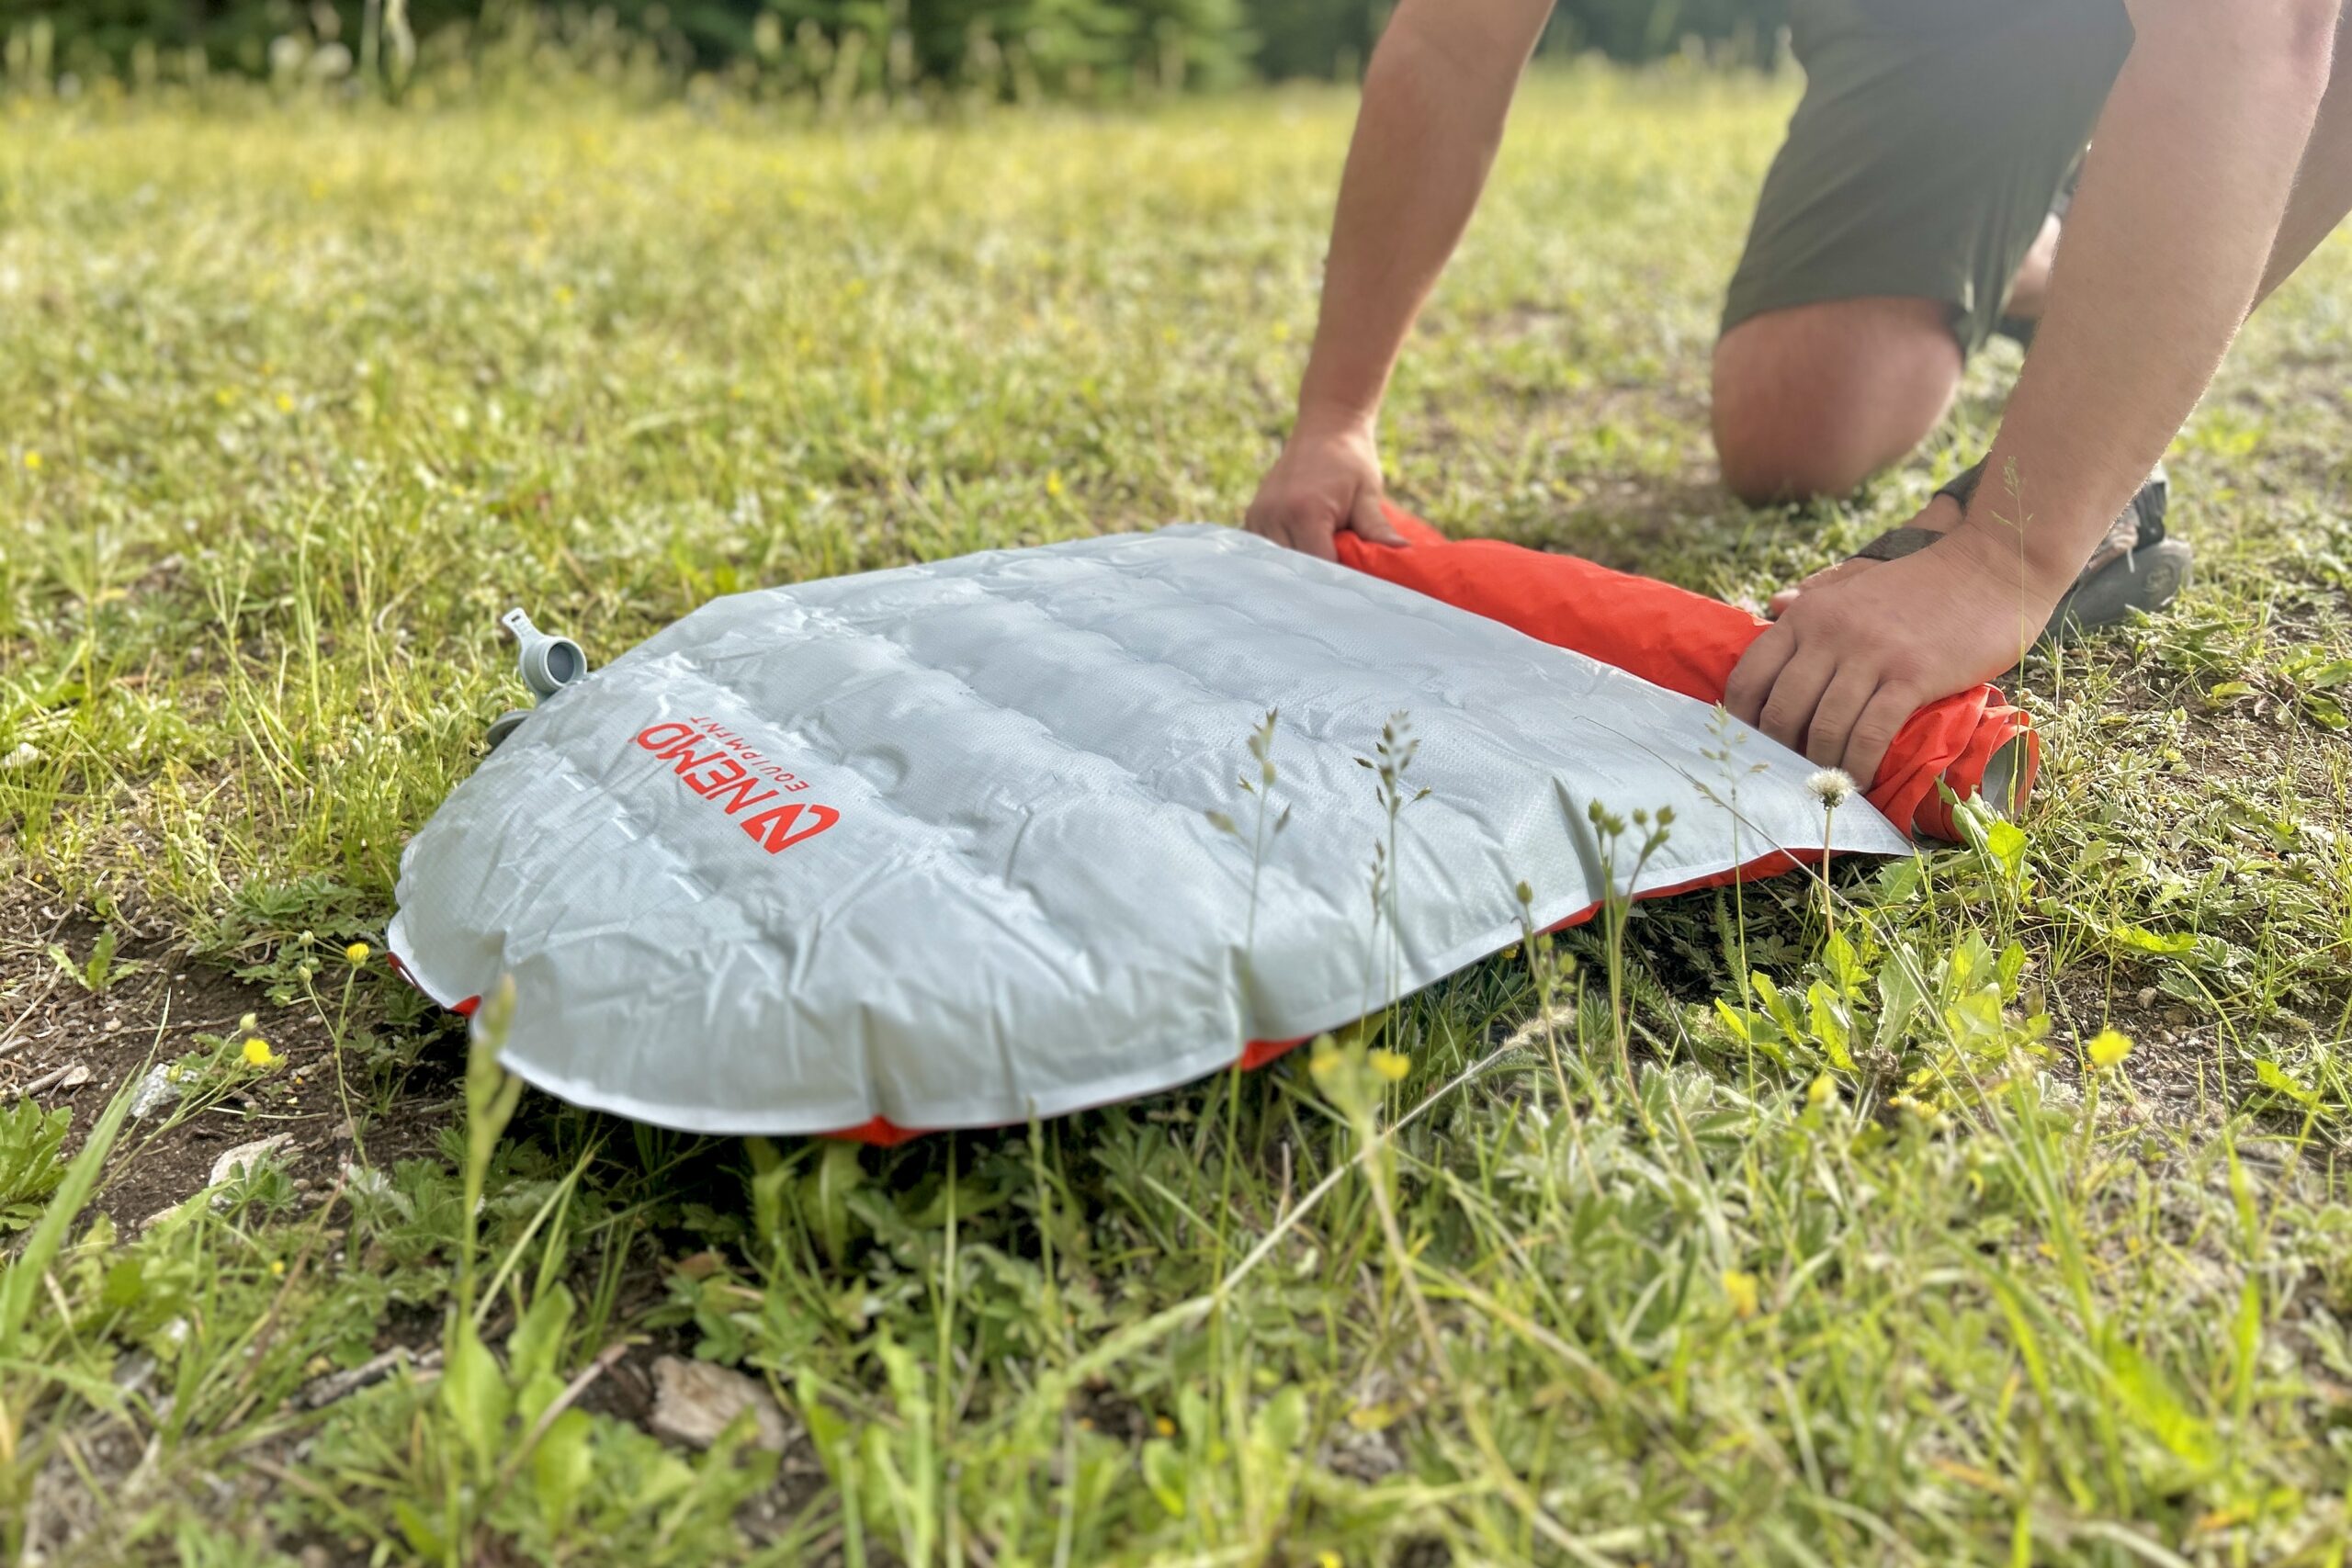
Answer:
[{"left": 1770, "top": 467, "right": 2179, "bottom": 632}]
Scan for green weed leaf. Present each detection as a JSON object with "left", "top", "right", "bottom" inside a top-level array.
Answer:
[
  {"left": 530, "top": 1408, "right": 596, "bottom": 1534},
  {"left": 2109, "top": 924, "right": 2197, "bottom": 956},
  {"left": 2254, "top": 1059, "right": 2319, "bottom": 1107},
  {"left": 441, "top": 1320, "right": 513, "bottom": 1479},
  {"left": 0, "top": 1102, "right": 72, "bottom": 1233},
  {"left": 805, "top": 1141, "right": 866, "bottom": 1266}
]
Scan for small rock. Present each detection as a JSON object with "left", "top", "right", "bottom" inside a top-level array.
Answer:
[
  {"left": 128, "top": 1064, "right": 181, "bottom": 1119},
  {"left": 2136, "top": 987, "right": 2158, "bottom": 1009},
  {"left": 208, "top": 1133, "right": 294, "bottom": 1193},
  {"left": 647, "top": 1356, "right": 791, "bottom": 1452},
  {"left": 299, "top": 1346, "right": 422, "bottom": 1409},
  {"left": 112, "top": 1351, "right": 159, "bottom": 1399},
  {"left": 57, "top": 1064, "right": 90, "bottom": 1089},
  {"left": 1323, "top": 1424, "right": 1405, "bottom": 1483}
]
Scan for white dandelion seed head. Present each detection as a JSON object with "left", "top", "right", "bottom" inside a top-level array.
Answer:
[{"left": 1806, "top": 768, "right": 1857, "bottom": 807}]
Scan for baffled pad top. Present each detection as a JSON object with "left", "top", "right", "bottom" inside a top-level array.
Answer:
[{"left": 388, "top": 526, "right": 1910, "bottom": 1135}]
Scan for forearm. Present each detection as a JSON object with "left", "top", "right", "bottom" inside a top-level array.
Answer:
[
  {"left": 1956, "top": 0, "right": 2336, "bottom": 586},
  {"left": 1293, "top": 0, "right": 1554, "bottom": 430},
  {"left": 2259, "top": 6, "right": 2352, "bottom": 300}
]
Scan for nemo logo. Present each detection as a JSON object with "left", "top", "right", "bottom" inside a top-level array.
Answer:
[{"left": 634, "top": 721, "right": 840, "bottom": 854}]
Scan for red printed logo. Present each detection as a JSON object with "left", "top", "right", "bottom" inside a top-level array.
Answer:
[{"left": 633, "top": 720, "right": 841, "bottom": 855}]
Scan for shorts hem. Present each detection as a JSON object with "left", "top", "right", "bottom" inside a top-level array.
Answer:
[{"left": 1720, "top": 276, "right": 1977, "bottom": 355}]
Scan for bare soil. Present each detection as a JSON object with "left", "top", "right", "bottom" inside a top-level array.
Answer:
[{"left": 1, "top": 886, "right": 447, "bottom": 1227}]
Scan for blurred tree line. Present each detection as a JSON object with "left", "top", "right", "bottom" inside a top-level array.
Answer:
[{"left": 2, "top": 0, "right": 1788, "bottom": 96}]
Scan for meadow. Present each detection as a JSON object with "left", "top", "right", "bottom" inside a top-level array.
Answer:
[{"left": 3, "top": 66, "right": 2352, "bottom": 1565}]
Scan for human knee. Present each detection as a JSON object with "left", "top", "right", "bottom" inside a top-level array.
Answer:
[
  {"left": 1713, "top": 414, "right": 1881, "bottom": 505},
  {"left": 1712, "top": 299, "right": 1961, "bottom": 504},
  {"left": 1712, "top": 354, "right": 1912, "bottom": 502}
]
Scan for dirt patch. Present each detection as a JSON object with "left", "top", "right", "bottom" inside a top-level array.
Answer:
[{"left": 1, "top": 886, "right": 447, "bottom": 1228}]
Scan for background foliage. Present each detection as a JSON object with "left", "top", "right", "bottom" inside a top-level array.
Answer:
[{"left": 2, "top": 0, "right": 1792, "bottom": 96}]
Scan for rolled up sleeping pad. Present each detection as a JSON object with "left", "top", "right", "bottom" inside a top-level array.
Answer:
[{"left": 1335, "top": 506, "right": 2037, "bottom": 841}]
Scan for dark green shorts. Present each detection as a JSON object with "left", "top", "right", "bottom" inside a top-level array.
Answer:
[{"left": 1722, "top": 0, "right": 2134, "bottom": 354}]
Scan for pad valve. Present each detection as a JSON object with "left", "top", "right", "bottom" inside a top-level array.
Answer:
[{"left": 487, "top": 607, "right": 591, "bottom": 750}]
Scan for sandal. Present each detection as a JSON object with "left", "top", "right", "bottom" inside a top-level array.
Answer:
[{"left": 1850, "top": 457, "right": 2192, "bottom": 644}]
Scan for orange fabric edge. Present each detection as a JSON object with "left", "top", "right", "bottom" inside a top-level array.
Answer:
[{"left": 1334, "top": 503, "right": 2039, "bottom": 842}]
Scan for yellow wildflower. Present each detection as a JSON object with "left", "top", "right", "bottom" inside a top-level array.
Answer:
[
  {"left": 21, "top": 451, "right": 40, "bottom": 470},
  {"left": 243, "top": 1036, "right": 281, "bottom": 1069},
  {"left": 1307, "top": 1033, "right": 1340, "bottom": 1081},
  {"left": 1368, "top": 1048, "right": 1410, "bottom": 1082},
  {"left": 1722, "top": 1269, "right": 1760, "bottom": 1319},
  {"left": 2086, "top": 1028, "right": 2134, "bottom": 1069},
  {"left": 345, "top": 942, "right": 371, "bottom": 964}
]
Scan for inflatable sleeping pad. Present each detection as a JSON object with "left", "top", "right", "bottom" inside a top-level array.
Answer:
[{"left": 390, "top": 517, "right": 2033, "bottom": 1140}]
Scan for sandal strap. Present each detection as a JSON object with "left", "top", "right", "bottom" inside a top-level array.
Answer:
[
  {"left": 1934, "top": 456, "right": 2166, "bottom": 555},
  {"left": 1852, "top": 525, "right": 1945, "bottom": 563},
  {"left": 1839, "top": 459, "right": 2173, "bottom": 593},
  {"left": 1935, "top": 457, "right": 1988, "bottom": 512},
  {"left": 2128, "top": 465, "right": 2169, "bottom": 548}
]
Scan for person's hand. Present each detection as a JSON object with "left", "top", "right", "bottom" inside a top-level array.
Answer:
[
  {"left": 1761, "top": 491, "right": 1959, "bottom": 622},
  {"left": 1245, "top": 414, "right": 1406, "bottom": 560},
  {"left": 1725, "top": 518, "right": 2064, "bottom": 790}
]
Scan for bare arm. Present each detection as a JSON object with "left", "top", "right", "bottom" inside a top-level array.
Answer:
[
  {"left": 1967, "top": 0, "right": 2337, "bottom": 586},
  {"left": 1731, "top": 0, "right": 2341, "bottom": 786},
  {"left": 1246, "top": 0, "right": 1555, "bottom": 558}
]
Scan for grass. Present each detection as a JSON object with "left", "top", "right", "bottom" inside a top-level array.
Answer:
[{"left": 4, "top": 62, "right": 2352, "bottom": 1566}]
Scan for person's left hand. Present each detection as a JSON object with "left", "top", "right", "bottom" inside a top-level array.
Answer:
[{"left": 1724, "top": 522, "right": 2063, "bottom": 789}]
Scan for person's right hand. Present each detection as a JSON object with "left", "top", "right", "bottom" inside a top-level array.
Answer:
[{"left": 1244, "top": 415, "right": 1408, "bottom": 560}]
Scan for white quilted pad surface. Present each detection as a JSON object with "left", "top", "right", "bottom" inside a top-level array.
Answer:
[{"left": 389, "top": 526, "right": 1909, "bottom": 1134}]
